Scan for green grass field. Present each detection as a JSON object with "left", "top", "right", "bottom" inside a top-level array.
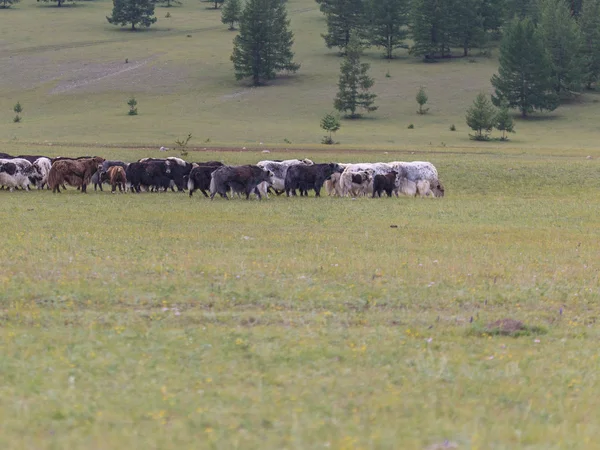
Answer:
[
  {"left": 0, "top": 145, "right": 599, "bottom": 449},
  {"left": 1, "top": 0, "right": 600, "bottom": 448}
]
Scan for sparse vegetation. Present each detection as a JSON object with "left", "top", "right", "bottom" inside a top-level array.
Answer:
[
  {"left": 127, "top": 96, "right": 138, "bottom": 115},
  {"left": 320, "top": 112, "right": 340, "bottom": 144},
  {"left": 13, "top": 102, "right": 22, "bottom": 123},
  {"left": 175, "top": 132, "right": 192, "bottom": 155},
  {"left": 416, "top": 86, "right": 429, "bottom": 115}
]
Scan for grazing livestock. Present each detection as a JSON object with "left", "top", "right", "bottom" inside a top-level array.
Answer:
[
  {"left": 95, "top": 160, "right": 129, "bottom": 191},
  {"left": 32, "top": 157, "right": 52, "bottom": 189},
  {"left": 339, "top": 169, "right": 374, "bottom": 197},
  {"left": 107, "top": 166, "right": 127, "bottom": 193},
  {"left": 139, "top": 157, "right": 192, "bottom": 191},
  {"left": 372, "top": 171, "right": 399, "bottom": 197},
  {"left": 257, "top": 159, "right": 314, "bottom": 195},
  {"left": 0, "top": 158, "right": 36, "bottom": 191},
  {"left": 390, "top": 161, "right": 444, "bottom": 197},
  {"left": 47, "top": 156, "right": 105, "bottom": 193},
  {"left": 126, "top": 161, "right": 172, "bottom": 193},
  {"left": 210, "top": 165, "right": 273, "bottom": 200},
  {"left": 187, "top": 163, "right": 223, "bottom": 197},
  {"left": 285, "top": 163, "right": 343, "bottom": 197}
]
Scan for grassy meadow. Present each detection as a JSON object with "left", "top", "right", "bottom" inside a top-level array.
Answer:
[
  {"left": 0, "top": 145, "right": 599, "bottom": 449},
  {"left": 1, "top": 0, "right": 600, "bottom": 448},
  {"left": 0, "top": 0, "right": 600, "bottom": 149}
]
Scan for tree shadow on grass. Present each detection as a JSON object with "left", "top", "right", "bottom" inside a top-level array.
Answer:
[
  {"left": 36, "top": 1, "right": 88, "bottom": 7},
  {"left": 519, "top": 114, "right": 561, "bottom": 122}
]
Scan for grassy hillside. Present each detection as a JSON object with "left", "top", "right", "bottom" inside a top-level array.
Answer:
[{"left": 0, "top": 0, "right": 599, "bottom": 149}]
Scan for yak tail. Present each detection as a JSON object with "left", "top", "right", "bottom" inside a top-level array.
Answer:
[
  {"left": 47, "top": 166, "right": 62, "bottom": 190},
  {"left": 209, "top": 175, "right": 216, "bottom": 195},
  {"left": 187, "top": 176, "right": 195, "bottom": 192}
]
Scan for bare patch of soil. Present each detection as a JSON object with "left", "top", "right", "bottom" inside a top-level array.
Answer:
[{"left": 486, "top": 318, "right": 525, "bottom": 335}]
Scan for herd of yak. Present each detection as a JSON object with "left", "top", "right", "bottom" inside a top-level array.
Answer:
[{"left": 0, "top": 152, "right": 445, "bottom": 199}]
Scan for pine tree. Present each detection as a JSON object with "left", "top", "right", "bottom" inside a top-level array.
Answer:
[
  {"left": 491, "top": 18, "right": 559, "bottom": 117},
  {"left": 107, "top": 0, "right": 157, "bottom": 30},
  {"left": 578, "top": 0, "right": 600, "bottom": 88},
  {"left": 453, "top": 0, "right": 486, "bottom": 57},
  {"left": 495, "top": 103, "right": 515, "bottom": 140},
  {"left": 416, "top": 86, "right": 429, "bottom": 114},
  {"left": 479, "top": 0, "right": 504, "bottom": 33},
  {"left": 409, "top": 0, "right": 454, "bottom": 59},
  {"left": 466, "top": 93, "right": 496, "bottom": 140},
  {"left": 570, "top": 0, "right": 583, "bottom": 17},
  {"left": 1, "top": 0, "right": 19, "bottom": 8},
  {"left": 320, "top": 113, "right": 341, "bottom": 144},
  {"left": 221, "top": 0, "right": 241, "bottom": 30},
  {"left": 368, "top": 0, "right": 409, "bottom": 59},
  {"left": 231, "top": 0, "right": 300, "bottom": 85},
  {"left": 334, "top": 35, "right": 378, "bottom": 118},
  {"left": 320, "top": 0, "right": 366, "bottom": 53},
  {"left": 37, "top": 0, "right": 75, "bottom": 7},
  {"left": 504, "top": 0, "right": 539, "bottom": 21},
  {"left": 538, "top": 0, "right": 584, "bottom": 96}
]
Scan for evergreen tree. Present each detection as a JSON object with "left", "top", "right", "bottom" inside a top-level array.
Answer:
[
  {"left": 570, "top": 0, "right": 583, "bottom": 17},
  {"left": 231, "top": 0, "right": 300, "bottom": 85},
  {"left": 466, "top": 92, "right": 496, "bottom": 140},
  {"left": 416, "top": 86, "right": 429, "bottom": 114},
  {"left": 107, "top": 0, "right": 157, "bottom": 30},
  {"left": 334, "top": 35, "right": 378, "bottom": 118},
  {"left": 504, "top": 0, "right": 539, "bottom": 21},
  {"left": 578, "top": 0, "right": 600, "bottom": 88},
  {"left": 495, "top": 103, "right": 515, "bottom": 140},
  {"left": 320, "top": 0, "right": 366, "bottom": 52},
  {"left": 320, "top": 113, "right": 341, "bottom": 144},
  {"left": 1, "top": 0, "right": 19, "bottom": 8},
  {"left": 368, "top": 0, "right": 409, "bottom": 59},
  {"left": 37, "top": 0, "right": 75, "bottom": 7},
  {"left": 221, "top": 0, "right": 241, "bottom": 30},
  {"left": 479, "top": 0, "right": 504, "bottom": 33},
  {"left": 453, "top": 0, "right": 486, "bottom": 56},
  {"left": 538, "top": 0, "right": 584, "bottom": 95},
  {"left": 491, "top": 18, "right": 559, "bottom": 117},
  {"left": 410, "top": 0, "right": 454, "bottom": 59}
]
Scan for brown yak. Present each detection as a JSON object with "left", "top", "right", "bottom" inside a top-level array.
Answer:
[
  {"left": 107, "top": 166, "right": 127, "bottom": 193},
  {"left": 48, "top": 156, "right": 105, "bottom": 193}
]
